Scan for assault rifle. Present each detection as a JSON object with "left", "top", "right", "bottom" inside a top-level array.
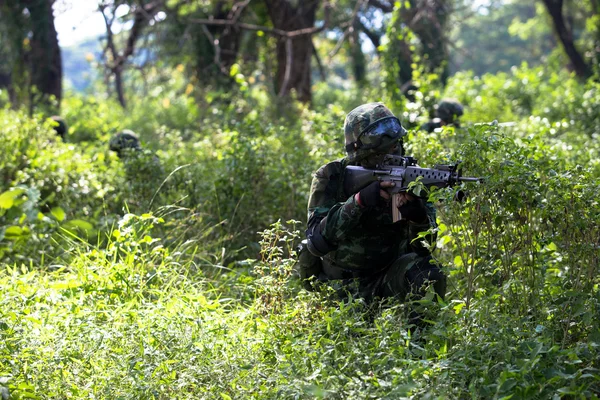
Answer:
[{"left": 344, "top": 155, "right": 482, "bottom": 222}]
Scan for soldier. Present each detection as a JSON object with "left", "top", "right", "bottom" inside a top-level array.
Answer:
[
  {"left": 420, "top": 99, "right": 464, "bottom": 133},
  {"left": 109, "top": 129, "right": 142, "bottom": 158},
  {"left": 50, "top": 116, "right": 67, "bottom": 140},
  {"left": 109, "top": 129, "right": 165, "bottom": 207},
  {"left": 299, "top": 103, "right": 446, "bottom": 319}
]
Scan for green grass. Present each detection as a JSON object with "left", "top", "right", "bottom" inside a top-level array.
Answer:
[{"left": 1, "top": 219, "right": 598, "bottom": 399}]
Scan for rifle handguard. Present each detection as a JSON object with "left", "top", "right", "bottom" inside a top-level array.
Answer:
[
  {"left": 344, "top": 155, "right": 481, "bottom": 198},
  {"left": 344, "top": 155, "right": 482, "bottom": 222}
]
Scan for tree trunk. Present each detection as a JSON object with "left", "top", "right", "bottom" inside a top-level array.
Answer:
[
  {"left": 541, "top": 0, "right": 591, "bottom": 79},
  {"left": 369, "top": 0, "right": 450, "bottom": 86},
  {"left": 350, "top": 21, "right": 367, "bottom": 86},
  {"left": 26, "top": 0, "right": 62, "bottom": 108},
  {"left": 397, "top": 37, "right": 414, "bottom": 86},
  {"left": 0, "top": 71, "right": 16, "bottom": 105},
  {"left": 114, "top": 67, "right": 126, "bottom": 109},
  {"left": 264, "top": 0, "right": 319, "bottom": 103},
  {"left": 403, "top": 0, "right": 449, "bottom": 85}
]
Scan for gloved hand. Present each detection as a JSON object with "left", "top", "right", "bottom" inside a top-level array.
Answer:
[
  {"left": 356, "top": 181, "right": 394, "bottom": 207},
  {"left": 397, "top": 196, "right": 428, "bottom": 223}
]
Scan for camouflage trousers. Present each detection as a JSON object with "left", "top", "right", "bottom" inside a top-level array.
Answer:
[
  {"left": 297, "top": 243, "right": 446, "bottom": 302},
  {"left": 321, "top": 253, "right": 446, "bottom": 303}
]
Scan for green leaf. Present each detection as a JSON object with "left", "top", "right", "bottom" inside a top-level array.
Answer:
[
  {"left": 63, "top": 219, "right": 94, "bottom": 232},
  {"left": 304, "top": 385, "right": 329, "bottom": 398},
  {"left": 50, "top": 207, "right": 66, "bottom": 222},
  {"left": 436, "top": 235, "right": 452, "bottom": 248},
  {"left": 557, "top": 387, "right": 576, "bottom": 395},
  {"left": 0, "top": 188, "right": 25, "bottom": 209},
  {"left": 4, "top": 226, "right": 24, "bottom": 239},
  {"left": 453, "top": 255, "right": 463, "bottom": 267},
  {"left": 0, "top": 193, "right": 14, "bottom": 209},
  {"left": 453, "top": 302, "right": 466, "bottom": 314},
  {"left": 229, "top": 64, "right": 240, "bottom": 77}
]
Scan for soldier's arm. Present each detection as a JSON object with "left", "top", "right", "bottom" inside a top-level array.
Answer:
[{"left": 306, "top": 163, "right": 365, "bottom": 256}]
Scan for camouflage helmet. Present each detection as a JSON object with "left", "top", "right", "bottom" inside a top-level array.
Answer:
[
  {"left": 436, "top": 99, "right": 464, "bottom": 124},
  {"left": 344, "top": 103, "right": 407, "bottom": 163},
  {"left": 50, "top": 116, "right": 67, "bottom": 139},
  {"left": 109, "top": 129, "right": 141, "bottom": 155}
]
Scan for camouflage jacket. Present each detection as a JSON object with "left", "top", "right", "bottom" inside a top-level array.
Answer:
[
  {"left": 307, "top": 158, "right": 437, "bottom": 272},
  {"left": 420, "top": 119, "right": 442, "bottom": 133}
]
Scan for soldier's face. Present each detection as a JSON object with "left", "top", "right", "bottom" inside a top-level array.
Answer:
[
  {"left": 361, "top": 153, "right": 386, "bottom": 168},
  {"left": 360, "top": 142, "right": 400, "bottom": 168}
]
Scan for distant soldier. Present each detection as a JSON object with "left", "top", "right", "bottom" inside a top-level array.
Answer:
[
  {"left": 50, "top": 116, "right": 68, "bottom": 140},
  {"left": 108, "top": 129, "right": 162, "bottom": 170},
  {"left": 109, "top": 129, "right": 165, "bottom": 207},
  {"left": 109, "top": 129, "right": 142, "bottom": 158},
  {"left": 420, "top": 99, "right": 464, "bottom": 133}
]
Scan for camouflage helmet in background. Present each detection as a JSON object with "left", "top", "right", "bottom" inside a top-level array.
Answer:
[
  {"left": 344, "top": 102, "right": 407, "bottom": 163},
  {"left": 436, "top": 99, "right": 464, "bottom": 124},
  {"left": 50, "top": 116, "right": 67, "bottom": 139},
  {"left": 109, "top": 129, "right": 141, "bottom": 155}
]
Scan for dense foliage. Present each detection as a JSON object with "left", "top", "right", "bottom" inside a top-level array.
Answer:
[{"left": 1, "top": 62, "right": 600, "bottom": 399}]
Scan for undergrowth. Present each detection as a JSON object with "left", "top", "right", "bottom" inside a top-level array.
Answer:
[{"left": 1, "top": 64, "right": 599, "bottom": 399}]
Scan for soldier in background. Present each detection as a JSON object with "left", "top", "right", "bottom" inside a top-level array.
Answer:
[
  {"left": 109, "top": 129, "right": 142, "bottom": 158},
  {"left": 109, "top": 129, "right": 166, "bottom": 209},
  {"left": 420, "top": 99, "right": 464, "bottom": 133},
  {"left": 50, "top": 116, "right": 67, "bottom": 140}
]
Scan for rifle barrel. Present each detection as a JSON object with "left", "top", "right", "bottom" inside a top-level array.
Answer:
[{"left": 459, "top": 177, "right": 482, "bottom": 182}]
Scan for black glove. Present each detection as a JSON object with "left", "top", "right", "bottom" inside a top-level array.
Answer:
[
  {"left": 358, "top": 181, "right": 381, "bottom": 207},
  {"left": 398, "top": 198, "right": 428, "bottom": 223}
]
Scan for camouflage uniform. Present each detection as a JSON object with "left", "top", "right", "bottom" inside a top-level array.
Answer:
[
  {"left": 109, "top": 130, "right": 165, "bottom": 206},
  {"left": 301, "top": 103, "right": 446, "bottom": 303},
  {"left": 109, "top": 129, "right": 162, "bottom": 172}
]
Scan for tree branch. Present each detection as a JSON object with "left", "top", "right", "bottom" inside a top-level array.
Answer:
[
  {"left": 116, "top": 2, "right": 160, "bottom": 68},
  {"left": 223, "top": 0, "right": 252, "bottom": 37},
  {"left": 328, "top": 0, "right": 367, "bottom": 62},
  {"left": 190, "top": 1, "right": 331, "bottom": 38},
  {"left": 357, "top": 18, "right": 380, "bottom": 49},
  {"left": 367, "top": 0, "right": 393, "bottom": 13},
  {"left": 279, "top": 37, "right": 293, "bottom": 96},
  {"left": 200, "top": 23, "right": 229, "bottom": 75},
  {"left": 99, "top": 1, "right": 161, "bottom": 108},
  {"left": 312, "top": 39, "right": 326, "bottom": 81}
]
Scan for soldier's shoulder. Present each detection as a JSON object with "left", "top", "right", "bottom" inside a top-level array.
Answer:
[
  {"left": 420, "top": 119, "right": 441, "bottom": 132},
  {"left": 314, "top": 158, "right": 347, "bottom": 179}
]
